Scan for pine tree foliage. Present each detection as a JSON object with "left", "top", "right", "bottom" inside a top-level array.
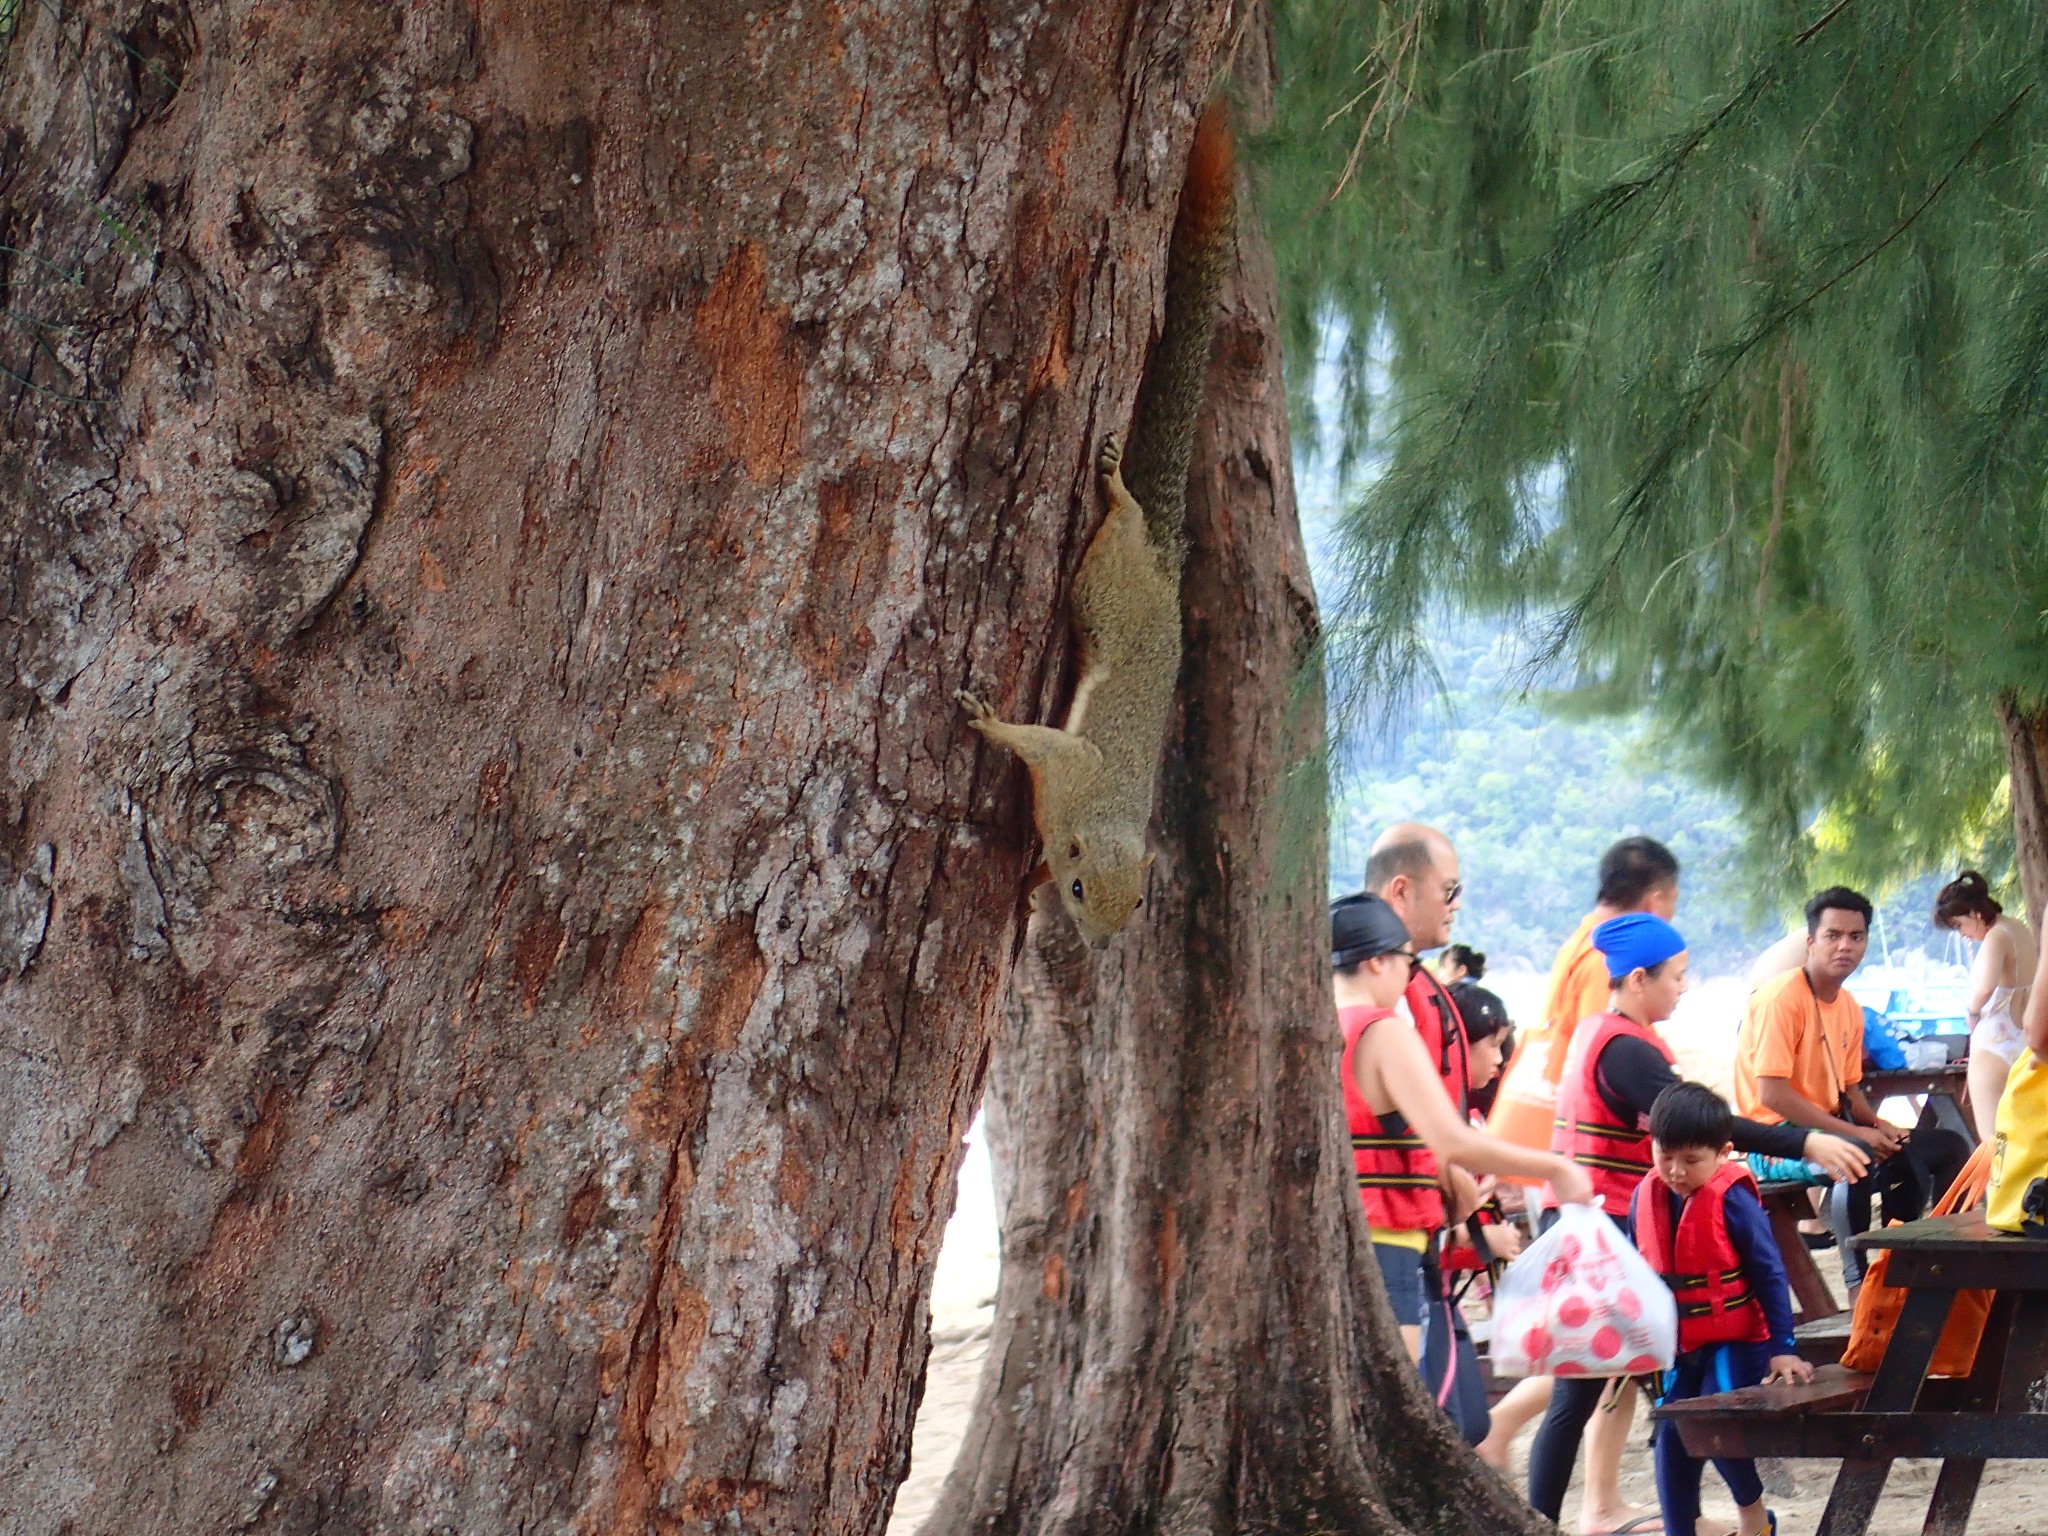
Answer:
[{"left": 1266, "top": 0, "right": 2048, "bottom": 898}]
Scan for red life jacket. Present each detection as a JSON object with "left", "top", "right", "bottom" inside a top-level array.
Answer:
[
  {"left": 1551, "top": 1012, "right": 1674, "bottom": 1211},
  {"left": 1341, "top": 1005, "right": 1445, "bottom": 1234},
  {"left": 1630, "top": 1161, "right": 1772, "bottom": 1351},
  {"left": 1406, "top": 969, "right": 1471, "bottom": 1117}
]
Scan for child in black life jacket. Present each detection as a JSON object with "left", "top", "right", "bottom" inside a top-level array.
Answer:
[{"left": 1633, "top": 1082, "right": 1811, "bottom": 1536}]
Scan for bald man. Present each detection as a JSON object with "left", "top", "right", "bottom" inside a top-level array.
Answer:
[{"left": 1365, "top": 824, "right": 1471, "bottom": 1114}]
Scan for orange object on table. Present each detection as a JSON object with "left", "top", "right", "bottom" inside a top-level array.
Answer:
[{"left": 1840, "top": 1143, "right": 1994, "bottom": 1376}]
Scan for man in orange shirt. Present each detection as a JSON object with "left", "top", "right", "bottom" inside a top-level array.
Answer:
[
  {"left": 1734, "top": 886, "right": 1965, "bottom": 1288},
  {"left": 1490, "top": 837, "right": 1680, "bottom": 1158}
]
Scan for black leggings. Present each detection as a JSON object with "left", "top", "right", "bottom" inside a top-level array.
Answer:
[{"left": 1526, "top": 1374, "right": 1625, "bottom": 1519}]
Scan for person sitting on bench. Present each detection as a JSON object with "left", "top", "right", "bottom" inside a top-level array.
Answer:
[
  {"left": 1733, "top": 887, "right": 1970, "bottom": 1290},
  {"left": 1634, "top": 1082, "right": 1809, "bottom": 1536}
]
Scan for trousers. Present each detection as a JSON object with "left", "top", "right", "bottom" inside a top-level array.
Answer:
[{"left": 1653, "top": 1341, "right": 1772, "bottom": 1530}]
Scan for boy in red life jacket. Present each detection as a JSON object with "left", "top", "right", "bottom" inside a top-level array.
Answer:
[
  {"left": 1334, "top": 894, "right": 1593, "bottom": 1442},
  {"left": 1522, "top": 915, "right": 1866, "bottom": 1534},
  {"left": 1635, "top": 1082, "right": 1809, "bottom": 1536}
]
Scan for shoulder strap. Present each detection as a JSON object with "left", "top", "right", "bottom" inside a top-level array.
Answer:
[
  {"left": 1433, "top": 973, "right": 1471, "bottom": 1096},
  {"left": 1799, "top": 967, "right": 1851, "bottom": 1108}
]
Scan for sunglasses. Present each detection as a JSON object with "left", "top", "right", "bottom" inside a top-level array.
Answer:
[{"left": 1442, "top": 880, "right": 1463, "bottom": 904}]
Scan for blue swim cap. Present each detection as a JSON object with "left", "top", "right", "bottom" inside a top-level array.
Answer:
[{"left": 1592, "top": 912, "right": 1687, "bottom": 979}]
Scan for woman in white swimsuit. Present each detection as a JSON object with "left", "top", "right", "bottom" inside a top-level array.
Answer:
[{"left": 1934, "top": 870, "right": 2038, "bottom": 1144}]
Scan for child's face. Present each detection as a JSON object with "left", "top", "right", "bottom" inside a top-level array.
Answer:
[
  {"left": 1361, "top": 951, "right": 1413, "bottom": 1010},
  {"left": 1651, "top": 1138, "right": 1732, "bottom": 1198},
  {"left": 1469, "top": 1031, "right": 1505, "bottom": 1089}
]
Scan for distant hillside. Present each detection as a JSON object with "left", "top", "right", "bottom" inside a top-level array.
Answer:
[{"left": 1310, "top": 567, "right": 1954, "bottom": 977}]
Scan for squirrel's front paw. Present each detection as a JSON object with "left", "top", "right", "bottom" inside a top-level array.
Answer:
[
  {"left": 1097, "top": 434, "right": 1123, "bottom": 478},
  {"left": 957, "top": 689, "right": 996, "bottom": 727}
]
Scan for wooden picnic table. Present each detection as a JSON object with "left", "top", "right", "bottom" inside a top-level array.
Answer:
[
  {"left": 1656, "top": 1210, "right": 2048, "bottom": 1536},
  {"left": 1864, "top": 1050, "right": 1974, "bottom": 1146}
]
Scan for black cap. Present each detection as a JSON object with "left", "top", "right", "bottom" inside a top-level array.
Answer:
[{"left": 1331, "top": 892, "right": 1411, "bottom": 969}]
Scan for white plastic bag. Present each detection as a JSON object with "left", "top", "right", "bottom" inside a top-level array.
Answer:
[{"left": 1489, "top": 1202, "right": 1676, "bottom": 1378}]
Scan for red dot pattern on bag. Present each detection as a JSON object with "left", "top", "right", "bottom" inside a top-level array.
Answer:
[
  {"left": 1591, "top": 1325, "right": 1622, "bottom": 1359},
  {"left": 1556, "top": 1296, "right": 1590, "bottom": 1329},
  {"left": 1554, "top": 1360, "right": 1587, "bottom": 1377},
  {"left": 1523, "top": 1325, "right": 1552, "bottom": 1362},
  {"left": 1542, "top": 1242, "right": 1581, "bottom": 1292},
  {"left": 1615, "top": 1287, "right": 1642, "bottom": 1321},
  {"left": 1624, "top": 1354, "right": 1661, "bottom": 1374}
]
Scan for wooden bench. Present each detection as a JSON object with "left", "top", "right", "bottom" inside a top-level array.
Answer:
[
  {"left": 1794, "top": 1310, "right": 1852, "bottom": 1365},
  {"left": 1661, "top": 1215, "right": 2048, "bottom": 1536},
  {"left": 1653, "top": 1364, "right": 1871, "bottom": 1459}
]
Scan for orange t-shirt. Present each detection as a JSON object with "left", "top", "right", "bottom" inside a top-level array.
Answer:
[
  {"left": 1540, "top": 913, "right": 1616, "bottom": 1077},
  {"left": 1488, "top": 912, "right": 1614, "bottom": 1158},
  {"left": 1734, "top": 967, "right": 1863, "bottom": 1124}
]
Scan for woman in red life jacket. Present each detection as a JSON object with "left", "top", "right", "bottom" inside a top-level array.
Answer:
[
  {"left": 1520, "top": 914, "right": 1868, "bottom": 1535},
  {"left": 1633, "top": 1082, "right": 1808, "bottom": 1536},
  {"left": 1334, "top": 894, "right": 1593, "bottom": 1442}
]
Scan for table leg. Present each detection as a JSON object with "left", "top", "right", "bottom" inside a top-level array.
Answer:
[
  {"left": 1818, "top": 1461, "right": 1892, "bottom": 1536},
  {"left": 1919, "top": 1290, "right": 2020, "bottom": 1536},
  {"left": 1867, "top": 1286, "right": 1956, "bottom": 1408},
  {"left": 1817, "top": 1286, "right": 1955, "bottom": 1536},
  {"left": 1920, "top": 1462, "right": 1985, "bottom": 1536},
  {"left": 1764, "top": 1191, "right": 1840, "bottom": 1322},
  {"left": 1996, "top": 1293, "right": 2048, "bottom": 1412}
]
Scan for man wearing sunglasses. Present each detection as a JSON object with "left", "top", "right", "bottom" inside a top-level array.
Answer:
[{"left": 1366, "top": 823, "right": 1472, "bottom": 1117}]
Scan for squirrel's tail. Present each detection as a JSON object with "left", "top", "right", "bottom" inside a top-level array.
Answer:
[{"left": 1122, "top": 99, "right": 1236, "bottom": 555}]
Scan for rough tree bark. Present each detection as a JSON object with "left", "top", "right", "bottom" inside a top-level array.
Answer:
[
  {"left": 923, "top": 20, "right": 1548, "bottom": 1536},
  {"left": 1997, "top": 696, "right": 2048, "bottom": 935},
  {"left": 0, "top": 3, "right": 1240, "bottom": 1532}
]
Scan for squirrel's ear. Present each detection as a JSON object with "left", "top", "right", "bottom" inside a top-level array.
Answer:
[
  {"left": 1142, "top": 850, "right": 1157, "bottom": 871},
  {"left": 1068, "top": 836, "right": 1085, "bottom": 860}
]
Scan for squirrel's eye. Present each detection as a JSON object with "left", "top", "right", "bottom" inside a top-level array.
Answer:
[{"left": 1071, "top": 879, "right": 1084, "bottom": 901}]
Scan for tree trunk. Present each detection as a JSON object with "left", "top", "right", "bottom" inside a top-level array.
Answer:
[
  {"left": 0, "top": 4, "right": 1240, "bottom": 1532},
  {"left": 923, "top": 20, "right": 1547, "bottom": 1536},
  {"left": 1998, "top": 695, "right": 2048, "bottom": 935}
]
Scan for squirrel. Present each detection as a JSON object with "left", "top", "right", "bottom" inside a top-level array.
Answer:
[{"left": 959, "top": 102, "right": 1235, "bottom": 945}]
